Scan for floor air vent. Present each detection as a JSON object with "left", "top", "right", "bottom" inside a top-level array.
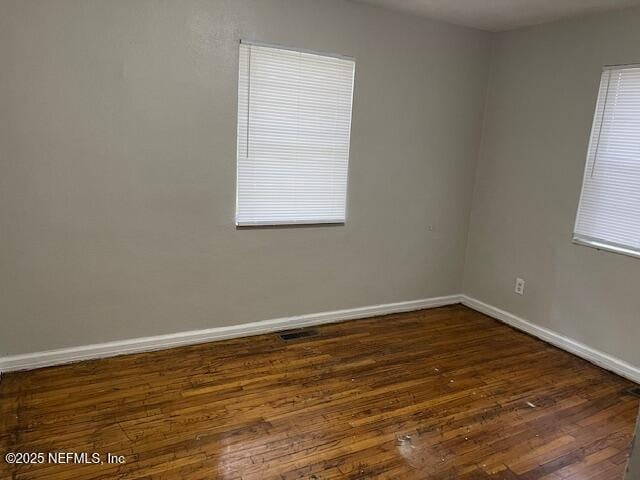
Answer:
[
  {"left": 627, "top": 386, "right": 640, "bottom": 398},
  {"left": 278, "top": 329, "right": 318, "bottom": 341}
]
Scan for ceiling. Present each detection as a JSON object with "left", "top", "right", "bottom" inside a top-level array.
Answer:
[{"left": 352, "top": 0, "right": 640, "bottom": 31}]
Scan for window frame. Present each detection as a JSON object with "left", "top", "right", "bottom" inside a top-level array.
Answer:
[
  {"left": 234, "top": 40, "right": 356, "bottom": 228},
  {"left": 572, "top": 63, "right": 640, "bottom": 260}
]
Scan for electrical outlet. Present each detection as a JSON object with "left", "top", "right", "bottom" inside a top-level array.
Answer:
[{"left": 515, "top": 278, "right": 525, "bottom": 295}]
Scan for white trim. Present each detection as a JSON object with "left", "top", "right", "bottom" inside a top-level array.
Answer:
[
  {"left": 603, "top": 62, "right": 640, "bottom": 71},
  {"left": 236, "top": 220, "right": 345, "bottom": 227},
  {"left": 461, "top": 295, "right": 640, "bottom": 384},
  {"left": 573, "top": 235, "right": 640, "bottom": 260},
  {"left": 239, "top": 39, "right": 355, "bottom": 61},
  {"left": 0, "top": 295, "right": 461, "bottom": 373}
]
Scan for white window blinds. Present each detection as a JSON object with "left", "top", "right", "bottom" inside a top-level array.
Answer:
[
  {"left": 574, "top": 65, "right": 640, "bottom": 258},
  {"left": 235, "top": 42, "right": 355, "bottom": 226}
]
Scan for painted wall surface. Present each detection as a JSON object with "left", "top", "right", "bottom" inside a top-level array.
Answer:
[
  {"left": 464, "top": 7, "right": 640, "bottom": 366},
  {"left": 0, "top": 0, "right": 491, "bottom": 355}
]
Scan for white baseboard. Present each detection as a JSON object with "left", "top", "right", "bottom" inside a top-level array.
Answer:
[
  {"left": 461, "top": 295, "right": 640, "bottom": 384},
  {"left": 5, "top": 294, "right": 637, "bottom": 383},
  {"left": 0, "top": 295, "right": 462, "bottom": 373}
]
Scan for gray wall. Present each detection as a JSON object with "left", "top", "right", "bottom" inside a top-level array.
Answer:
[
  {"left": 464, "top": 8, "right": 640, "bottom": 367},
  {"left": 0, "top": 0, "right": 491, "bottom": 355}
]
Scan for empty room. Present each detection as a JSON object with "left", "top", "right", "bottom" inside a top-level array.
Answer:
[{"left": 1, "top": 0, "right": 640, "bottom": 478}]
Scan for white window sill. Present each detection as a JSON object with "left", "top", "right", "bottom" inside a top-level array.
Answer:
[
  {"left": 572, "top": 236, "right": 640, "bottom": 260},
  {"left": 236, "top": 220, "right": 345, "bottom": 228}
]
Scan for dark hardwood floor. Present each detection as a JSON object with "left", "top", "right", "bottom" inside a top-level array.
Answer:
[{"left": 1, "top": 305, "right": 638, "bottom": 479}]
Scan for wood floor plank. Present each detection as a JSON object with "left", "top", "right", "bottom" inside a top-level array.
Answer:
[{"left": 0, "top": 305, "right": 637, "bottom": 479}]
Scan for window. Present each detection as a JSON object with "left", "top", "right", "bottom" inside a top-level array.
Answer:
[
  {"left": 235, "top": 41, "right": 355, "bottom": 226},
  {"left": 574, "top": 65, "right": 640, "bottom": 258}
]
